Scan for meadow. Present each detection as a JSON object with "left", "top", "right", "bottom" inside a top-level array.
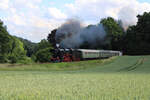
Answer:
[{"left": 0, "top": 56, "right": 150, "bottom": 100}]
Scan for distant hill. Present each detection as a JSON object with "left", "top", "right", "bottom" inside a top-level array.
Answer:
[{"left": 15, "top": 36, "right": 38, "bottom": 57}]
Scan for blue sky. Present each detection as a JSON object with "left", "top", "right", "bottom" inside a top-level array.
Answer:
[
  {"left": 138, "top": 0, "right": 150, "bottom": 3},
  {"left": 0, "top": 0, "right": 150, "bottom": 42}
]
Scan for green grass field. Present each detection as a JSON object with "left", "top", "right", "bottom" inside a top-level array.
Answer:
[{"left": 0, "top": 56, "right": 150, "bottom": 100}]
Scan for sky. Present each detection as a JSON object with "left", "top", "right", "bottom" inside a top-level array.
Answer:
[
  {"left": 139, "top": 0, "right": 150, "bottom": 3},
  {"left": 0, "top": 0, "right": 150, "bottom": 42}
]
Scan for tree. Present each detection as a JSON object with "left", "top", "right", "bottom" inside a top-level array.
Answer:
[
  {"left": 36, "top": 39, "right": 52, "bottom": 52},
  {"left": 47, "top": 29, "right": 57, "bottom": 48},
  {"left": 136, "top": 12, "right": 150, "bottom": 53},
  {"left": 0, "top": 20, "right": 13, "bottom": 63},
  {"left": 125, "top": 12, "right": 150, "bottom": 55},
  {"left": 8, "top": 37, "right": 27, "bottom": 63},
  {"left": 35, "top": 48, "right": 52, "bottom": 63},
  {"left": 100, "top": 17, "right": 124, "bottom": 50},
  {"left": 0, "top": 19, "right": 33, "bottom": 63},
  {"left": 34, "top": 39, "right": 53, "bottom": 62},
  {"left": 100, "top": 17, "right": 123, "bottom": 37},
  {"left": 17, "top": 37, "right": 37, "bottom": 57},
  {"left": 124, "top": 26, "right": 137, "bottom": 54}
]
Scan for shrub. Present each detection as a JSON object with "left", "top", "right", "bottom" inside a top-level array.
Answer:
[
  {"left": 8, "top": 55, "right": 17, "bottom": 64},
  {"left": 17, "top": 56, "right": 33, "bottom": 64},
  {"left": 31, "top": 54, "right": 36, "bottom": 62},
  {"left": 35, "top": 48, "right": 52, "bottom": 63}
]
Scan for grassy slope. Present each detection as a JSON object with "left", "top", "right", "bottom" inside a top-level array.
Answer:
[
  {"left": 0, "top": 56, "right": 149, "bottom": 73},
  {"left": 82, "top": 56, "right": 149, "bottom": 73},
  {"left": 0, "top": 57, "right": 116, "bottom": 71},
  {"left": 0, "top": 56, "right": 150, "bottom": 100}
]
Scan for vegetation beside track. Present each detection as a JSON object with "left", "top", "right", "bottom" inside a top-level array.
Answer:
[{"left": 0, "top": 57, "right": 116, "bottom": 71}]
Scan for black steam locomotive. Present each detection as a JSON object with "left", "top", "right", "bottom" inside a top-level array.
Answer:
[{"left": 50, "top": 47, "right": 122, "bottom": 62}]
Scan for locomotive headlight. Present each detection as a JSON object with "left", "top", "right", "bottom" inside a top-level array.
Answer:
[{"left": 56, "top": 44, "right": 60, "bottom": 48}]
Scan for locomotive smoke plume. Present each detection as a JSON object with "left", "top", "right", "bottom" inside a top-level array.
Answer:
[
  {"left": 118, "top": 6, "right": 138, "bottom": 30},
  {"left": 56, "top": 19, "right": 106, "bottom": 48}
]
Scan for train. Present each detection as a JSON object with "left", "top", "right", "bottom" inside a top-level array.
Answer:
[
  {"left": 48, "top": 30, "right": 122, "bottom": 62},
  {"left": 50, "top": 48, "right": 122, "bottom": 62}
]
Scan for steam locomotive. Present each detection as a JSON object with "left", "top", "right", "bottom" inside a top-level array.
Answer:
[{"left": 50, "top": 48, "right": 122, "bottom": 62}]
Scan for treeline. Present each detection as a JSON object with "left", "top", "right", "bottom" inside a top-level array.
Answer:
[
  {"left": 99, "top": 12, "right": 150, "bottom": 55},
  {"left": 124, "top": 12, "right": 150, "bottom": 55},
  {"left": 0, "top": 20, "right": 31, "bottom": 63},
  {"left": 0, "top": 20, "right": 53, "bottom": 63},
  {"left": 103, "top": 12, "right": 150, "bottom": 55}
]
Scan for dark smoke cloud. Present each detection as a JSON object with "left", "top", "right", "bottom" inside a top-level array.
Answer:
[
  {"left": 56, "top": 19, "right": 83, "bottom": 43},
  {"left": 56, "top": 18, "right": 106, "bottom": 48}
]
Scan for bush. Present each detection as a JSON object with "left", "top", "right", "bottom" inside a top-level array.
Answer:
[
  {"left": 17, "top": 56, "right": 33, "bottom": 64},
  {"left": 31, "top": 54, "right": 37, "bottom": 62},
  {"left": 35, "top": 48, "right": 52, "bottom": 63},
  {"left": 8, "top": 55, "right": 17, "bottom": 64}
]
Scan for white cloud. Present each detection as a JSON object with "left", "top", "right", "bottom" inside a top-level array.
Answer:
[
  {"left": 10, "top": 14, "right": 27, "bottom": 26},
  {"left": 0, "top": 0, "right": 9, "bottom": 9},
  {"left": 11, "top": 0, "right": 40, "bottom": 10},
  {"left": 48, "top": 7, "right": 67, "bottom": 20}
]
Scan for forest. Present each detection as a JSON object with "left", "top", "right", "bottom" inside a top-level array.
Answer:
[{"left": 0, "top": 12, "right": 150, "bottom": 63}]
